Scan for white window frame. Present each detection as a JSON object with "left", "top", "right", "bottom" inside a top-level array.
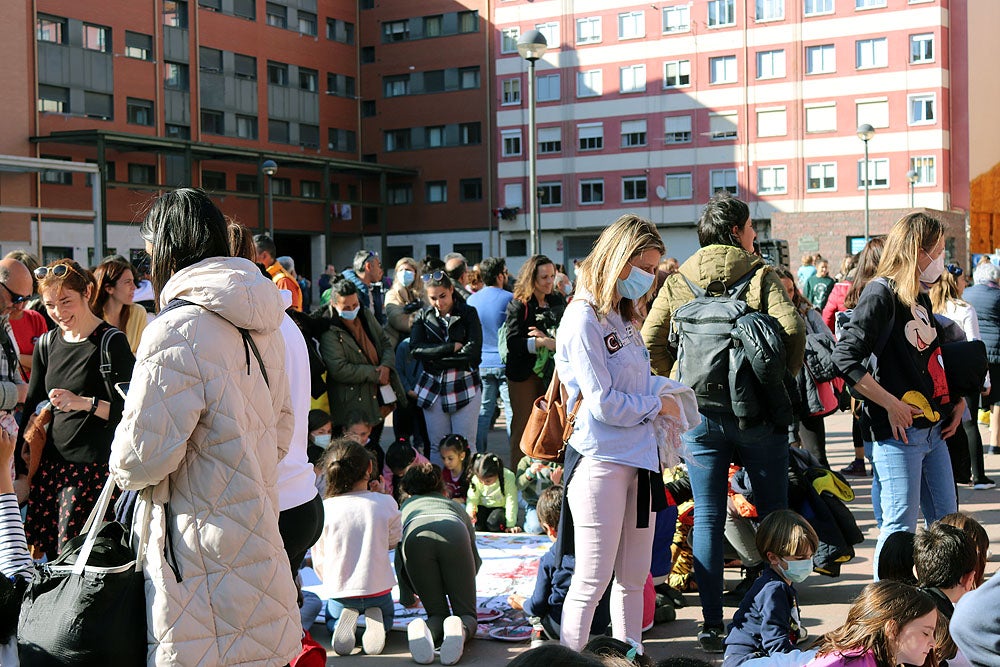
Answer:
[
  {"left": 856, "top": 0, "right": 887, "bottom": 9},
  {"left": 504, "top": 183, "right": 523, "bottom": 208},
  {"left": 910, "top": 33, "right": 934, "bottom": 64},
  {"left": 663, "top": 60, "right": 691, "bottom": 88},
  {"left": 708, "top": 0, "right": 736, "bottom": 27},
  {"left": 622, "top": 176, "right": 648, "bottom": 203},
  {"left": 665, "top": 173, "right": 693, "bottom": 200},
  {"left": 620, "top": 64, "right": 646, "bottom": 93},
  {"left": 805, "top": 103, "right": 837, "bottom": 133},
  {"left": 908, "top": 93, "right": 936, "bottom": 125},
  {"left": 535, "top": 22, "right": 558, "bottom": 48},
  {"left": 756, "top": 108, "right": 787, "bottom": 137},
  {"left": 662, "top": 5, "right": 690, "bottom": 33},
  {"left": 804, "top": 0, "right": 834, "bottom": 16},
  {"left": 537, "top": 73, "right": 560, "bottom": 102},
  {"left": 856, "top": 37, "right": 888, "bottom": 69},
  {"left": 758, "top": 165, "right": 787, "bottom": 194},
  {"left": 501, "top": 27, "right": 520, "bottom": 54},
  {"left": 910, "top": 156, "right": 936, "bottom": 186},
  {"left": 578, "top": 123, "right": 604, "bottom": 151},
  {"left": 710, "top": 168, "right": 738, "bottom": 196},
  {"left": 577, "top": 69, "right": 602, "bottom": 97},
  {"left": 665, "top": 115, "right": 692, "bottom": 144},
  {"left": 538, "top": 127, "right": 562, "bottom": 154},
  {"left": 755, "top": 0, "right": 784, "bottom": 22},
  {"left": 856, "top": 98, "right": 890, "bottom": 129},
  {"left": 806, "top": 163, "right": 837, "bottom": 192},
  {"left": 576, "top": 17, "right": 601, "bottom": 44},
  {"left": 580, "top": 178, "right": 604, "bottom": 205},
  {"left": 621, "top": 119, "right": 647, "bottom": 148},
  {"left": 806, "top": 44, "right": 835, "bottom": 74},
  {"left": 501, "top": 129, "right": 522, "bottom": 157},
  {"left": 756, "top": 49, "right": 785, "bottom": 79},
  {"left": 710, "top": 55, "right": 737, "bottom": 84},
  {"left": 710, "top": 111, "right": 738, "bottom": 140},
  {"left": 501, "top": 78, "right": 521, "bottom": 105},
  {"left": 858, "top": 158, "right": 889, "bottom": 189},
  {"left": 538, "top": 182, "right": 562, "bottom": 207},
  {"left": 618, "top": 11, "right": 645, "bottom": 40},
  {"left": 426, "top": 181, "right": 447, "bottom": 204}
]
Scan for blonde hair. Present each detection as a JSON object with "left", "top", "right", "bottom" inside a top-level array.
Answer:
[
  {"left": 755, "top": 509, "right": 819, "bottom": 559},
  {"left": 391, "top": 256, "right": 424, "bottom": 297},
  {"left": 876, "top": 212, "right": 945, "bottom": 308},
  {"left": 576, "top": 214, "right": 665, "bottom": 321},
  {"left": 929, "top": 269, "right": 965, "bottom": 313}
]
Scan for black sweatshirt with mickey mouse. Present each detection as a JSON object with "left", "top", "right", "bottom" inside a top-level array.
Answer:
[{"left": 831, "top": 278, "right": 951, "bottom": 442}]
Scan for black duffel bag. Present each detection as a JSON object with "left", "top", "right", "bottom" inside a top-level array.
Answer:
[
  {"left": 940, "top": 339, "right": 989, "bottom": 399},
  {"left": 18, "top": 477, "right": 150, "bottom": 666}
]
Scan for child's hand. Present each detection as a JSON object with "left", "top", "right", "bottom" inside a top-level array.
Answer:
[
  {"left": 507, "top": 594, "right": 525, "bottom": 610},
  {"left": 507, "top": 526, "right": 523, "bottom": 534},
  {"left": 405, "top": 596, "right": 422, "bottom": 609},
  {"left": 0, "top": 426, "right": 15, "bottom": 465},
  {"left": 529, "top": 461, "right": 544, "bottom": 474},
  {"left": 551, "top": 466, "right": 563, "bottom": 485}
]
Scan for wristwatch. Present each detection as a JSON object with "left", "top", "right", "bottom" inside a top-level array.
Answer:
[{"left": 88, "top": 396, "right": 98, "bottom": 415}]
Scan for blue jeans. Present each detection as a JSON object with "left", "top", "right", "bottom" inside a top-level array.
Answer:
[
  {"left": 863, "top": 441, "right": 881, "bottom": 528},
  {"left": 477, "top": 367, "right": 511, "bottom": 453},
  {"left": 325, "top": 592, "right": 395, "bottom": 633},
  {"left": 682, "top": 413, "right": 789, "bottom": 628},
  {"left": 872, "top": 424, "right": 957, "bottom": 576},
  {"left": 519, "top": 497, "right": 543, "bottom": 534}
]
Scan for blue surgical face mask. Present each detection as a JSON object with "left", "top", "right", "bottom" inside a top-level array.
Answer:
[
  {"left": 338, "top": 306, "right": 360, "bottom": 321},
  {"left": 616, "top": 265, "right": 655, "bottom": 301},
  {"left": 399, "top": 269, "right": 415, "bottom": 287},
  {"left": 781, "top": 557, "right": 813, "bottom": 583},
  {"left": 312, "top": 434, "right": 331, "bottom": 449}
]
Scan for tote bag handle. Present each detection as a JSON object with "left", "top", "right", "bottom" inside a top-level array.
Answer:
[{"left": 72, "top": 476, "right": 151, "bottom": 576}]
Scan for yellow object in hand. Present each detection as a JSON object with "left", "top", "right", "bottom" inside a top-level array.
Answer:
[{"left": 902, "top": 391, "right": 940, "bottom": 422}]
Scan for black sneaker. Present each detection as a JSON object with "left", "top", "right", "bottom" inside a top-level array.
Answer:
[
  {"left": 696, "top": 624, "right": 726, "bottom": 653},
  {"left": 840, "top": 459, "right": 868, "bottom": 477},
  {"left": 654, "top": 583, "right": 686, "bottom": 608},
  {"left": 972, "top": 477, "right": 996, "bottom": 490}
]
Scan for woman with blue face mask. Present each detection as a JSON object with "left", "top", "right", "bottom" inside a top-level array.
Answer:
[{"left": 385, "top": 257, "right": 425, "bottom": 350}]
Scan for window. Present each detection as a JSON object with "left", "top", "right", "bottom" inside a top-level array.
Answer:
[
  {"left": 856, "top": 0, "right": 886, "bottom": 8},
  {"left": 502, "top": 78, "right": 521, "bottom": 105},
  {"left": 506, "top": 238, "right": 527, "bottom": 256},
  {"left": 806, "top": 44, "right": 835, "bottom": 73},
  {"left": 266, "top": 3, "right": 287, "bottom": 28},
  {"left": 620, "top": 65, "right": 646, "bottom": 93},
  {"left": 328, "top": 128, "right": 357, "bottom": 152},
  {"left": 267, "top": 61, "right": 288, "bottom": 86},
  {"left": 269, "top": 119, "right": 290, "bottom": 144},
  {"left": 298, "top": 11, "right": 317, "bottom": 36},
  {"left": 758, "top": 166, "right": 787, "bottom": 194},
  {"left": 37, "top": 85, "right": 69, "bottom": 113},
  {"left": 234, "top": 54, "right": 257, "bottom": 80},
  {"left": 200, "top": 0, "right": 221, "bottom": 12},
  {"left": 387, "top": 185, "right": 412, "bottom": 205},
  {"left": 164, "top": 62, "right": 189, "bottom": 90},
  {"left": 710, "top": 169, "right": 738, "bottom": 195},
  {"left": 807, "top": 163, "right": 837, "bottom": 191},
  {"left": 165, "top": 124, "right": 190, "bottom": 139},
  {"left": 460, "top": 178, "right": 483, "bottom": 201},
  {"left": 910, "top": 156, "right": 936, "bottom": 185},
  {"left": 202, "top": 171, "right": 226, "bottom": 191},
  {"left": 233, "top": 0, "right": 255, "bottom": 20},
  {"left": 804, "top": 0, "right": 834, "bottom": 15},
  {"left": 424, "top": 15, "right": 443, "bottom": 37},
  {"left": 536, "top": 22, "right": 558, "bottom": 47},
  {"left": 665, "top": 115, "right": 692, "bottom": 143},
  {"left": 710, "top": 56, "right": 737, "bottom": 84},
  {"left": 756, "top": 0, "right": 784, "bottom": 20},
  {"left": 235, "top": 174, "right": 258, "bottom": 193},
  {"left": 163, "top": 1, "right": 188, "bottom": 28},
  {"left": 384, "top": 129, "right": 411, "bottom": 151},
  {"left": 383, "top": 20, "right": 409, "bottom": 42},
  {"left": 125, "top": 31, "right": 153, "bottom": 60},
  {"left": 37, "top": 15, "right": 66, "bottom": 43},
  {"left": 621, "top": 120, "right": 647, "bottom": 148},
  {"left": 40, "top": 156, "right": 72, "bottom": 185},
  {"left": 459, "top": 122, "right": 481, "bottom": 145},
  {"left": 756, "top": 108, "right": 786, "bottom": 137},
  {"left": 666, "top": 173, "right": 692, "bottom": 200},
  {"left": 326, "top": 18, "right": 355, "bottom": 44},
  {"left": 710, "top": 112, "right": 737, "bottom": 139},
  {"left": 911, "top": 33, "right": 934, "bottom": 63},
  {"left": 501, "top": 27, "right": 520, "bottom": 54},
  {"left": 199, "top": 47, "right": 222, "bottom": 72},
  {"left": 83, "top": 24, "right": 111, "bottom": 52},
  {"left": 618, "top": 11, "right": 645, "bottom": 39},
  {"left": 576, "top": 17, "right": 601, "bottom": 44},
  {"left": 664, "top": 60, "right": 691, "bottom": 87},
  {"left": 236, "top": 114, "right": 258, "bottom": 139},
  {"left": 909, "top": 94, "right": 935, "bottom": 124},
  {"left": 202, "top": 109, "right": 224, "bottom": 135},
  {"left": 662, "top": 5, "right": 690, "bottom": 33},
  {"left": 270, "top": 177, "right": 291, "bottom": 196},
  {"left": 426, "top": 181, "right": 447, "bottom": 203},
  {"left": 301, "top": 180, "right": 320, "bottom": 198},
  {"left": 577, "top": 70, "right": 602, "bottom": 97},
  {"left": 127, "top": 98, "right": 154, "bottom": 126},
  {"left": 84, "top": 92, "right": 112, "bottom": 119},
  {"left": 538, "top": 183, "right": 562, "bottom": 206},
  {"left": 856, "top": 38, "right": 887, "bottom": 69},
  {"left": 580, "top": 179, "right": 604, "bottom": 205},
  {"left": 459, "top": 11, "right": 478, "bottom": 33},
  {"left": 538, "top": 127, "right": 561, "bottom": 154},
  {"left": 622, "top": 176, "right": 647, "bottom": 202},
  {"left": 128, "top": 164, "right": 156, "bottom": 185},
  {"left": 425, "top": 126, "right": 445, "bottom": 148},
  {"left": 708, "top": 0, "right": 736, "bottom": 26},
  {"left": 360, "top": 0, "right": 374, "bottom": 9},
  {"left": 857, "top": 99, "right": 889, "bottom": 128},
  {"left": 299, "top": 68, "right": 318, "bottom": 92},
  {"left": 501, "top": 130, "right": 522, "bottom": 157},
  {"left": 504, "top": 183, "right": 523, "bottom": 208},
  {"left": 805, "top": 103, "right": 837, "bottom": 132},
  {"left": 578, "top": 123, "right": 603, "bottom": 151},
  {"left": 858, "top": 158, "right": 889, "bottom": 187},
  {"left": 756, "top": 49, "right": 785, "bottom": 79},
  {"left": 326, "top": 73, "right": 356, "bottom": 97},
  {"left": 537, "top": 74, "right": 560, "bottom": 102},
  {"left": 300, "top": 124, "right": 319, "bottom": 148}
]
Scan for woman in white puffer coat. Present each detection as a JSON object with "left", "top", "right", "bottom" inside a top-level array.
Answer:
[{"left": 110, "top": 188, "right": 300, "bottom": 666}]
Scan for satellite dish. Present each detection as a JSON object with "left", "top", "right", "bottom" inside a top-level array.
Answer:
[{"left": 655, "top": 185, "right": 668, "bottom": 200}]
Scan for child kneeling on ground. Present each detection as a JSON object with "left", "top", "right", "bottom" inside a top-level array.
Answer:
[
  {"left": 320, "top": 438, "right": 401, "bottom": 656},
  {"left": 723, "top": 509, "right": 819, "bottom": 667},
  {"left": 466, "top": 453, "right": 519, "bottom": 533}
]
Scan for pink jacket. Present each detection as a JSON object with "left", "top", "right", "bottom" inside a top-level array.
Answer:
[
  {"left": 822, "top": 281, "right": 852, "bottom": 333},
  {"left": 805, "top": 649, "right": 877, "bottom": 667}
]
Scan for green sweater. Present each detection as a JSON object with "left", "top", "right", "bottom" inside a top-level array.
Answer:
[
  {"left": 515, "top": 457, "right": 561, "bottom": 507},
  {"left": 466, "top": 468, "right": 518, "bottom": 527}
]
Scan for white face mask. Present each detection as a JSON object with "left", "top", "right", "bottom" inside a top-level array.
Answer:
[{"left": 920, "top": 251, "right": 945, "bottom": 284}]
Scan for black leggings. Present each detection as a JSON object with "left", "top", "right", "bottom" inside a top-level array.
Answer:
[
  {"left": 278, "top": 493, "right": 324, "bottom": 577},
  {"left": 474, "top": 506, "right": 507, "bottom": 532},
  {"left": 798, "top": 415, "right": 828, "bottom": 468}
]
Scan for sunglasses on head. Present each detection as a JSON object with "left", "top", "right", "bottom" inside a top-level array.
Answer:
[
  {"left": 946, "top": 264, "right": 964, "bottom": 278},
  {"left": 422, "top": 271, "right": 446, "bottom": 283},
  {"left": 34, "top": 263, "right": 84, "bottom": 280},
  {"left": 0, "top": 282, "right": 29, "bottom": 307}
]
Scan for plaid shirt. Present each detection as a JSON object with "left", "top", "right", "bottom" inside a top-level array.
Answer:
[
  {"left": 414, "top": 368, "right": 481, "bottom": 413},
  {"left": 0, "top": 319, "right": 24, "bottom": 413}
]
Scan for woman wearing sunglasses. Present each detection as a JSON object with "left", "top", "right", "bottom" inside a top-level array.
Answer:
[{"left": 13, "top": 259, "right": 135, "bottom": 559}]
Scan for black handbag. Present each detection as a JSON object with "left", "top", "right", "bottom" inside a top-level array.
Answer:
[
  {"left": 18, "top": 478, "right": 151, "bottom": 666},
  {"left": 940, "top": 339, "right": 989, "bottom": 399}
]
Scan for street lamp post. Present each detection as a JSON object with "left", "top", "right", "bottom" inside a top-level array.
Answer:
[
  {"left": 856, "top": 124, "right": 875, "bottom": 242},
  {"left": 906, "top": 169, "right": 919, "bottom": 208},
  {"left": 261, "top": 159, "right": 278, "bottom": 238},
  {"left": 517, "top": 30, "right": 548, "bottom": 257}
]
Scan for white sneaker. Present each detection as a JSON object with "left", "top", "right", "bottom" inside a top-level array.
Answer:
[
  {"left": 439, "top": 615, "right": 466, "bottom": 665},
  {"left": 332, "top": 608, "right": 359, "bottom": 656},
  {"left": 408, "top": 618, "right": 435, "bottom": 665},
  {"left": 362, "top": 607, "right": 386, "bottom": 655}
]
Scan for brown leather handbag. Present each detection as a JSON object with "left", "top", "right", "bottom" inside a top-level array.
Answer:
[
  {"left": 519, "top": 370, "right": 582, "bottom": 463},
  {"left": 22, "top": 403, "right": 53, "bottom": 481}
]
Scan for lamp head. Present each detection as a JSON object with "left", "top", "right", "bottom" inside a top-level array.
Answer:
[
  {"left": 906, "top": 169, "right": 919, "bottom": 184},
  {"left": 856, "top": 124, "right": 875, "bottom": 142},
  {"left": 517, "top": 29, "right": 548, "bottom": 61},
  {"left": 261, "top": 159, "right": 278, "bottom": 177}
]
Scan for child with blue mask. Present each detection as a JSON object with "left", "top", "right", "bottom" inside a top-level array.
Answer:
[{"left": 723, "top": 510, "right": 820, "bottom": 667}]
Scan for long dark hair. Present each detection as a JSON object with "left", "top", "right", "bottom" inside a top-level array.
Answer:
[
  {"left": 140, "top": 188, "right": 230, "bottom": 300},
  {"left": 472, "top": 452, "right": 506, "bottom": 494},
  {"left": 438, "top": 434, "right": 472, "bottom": 487},
  {"left": 91, "top": 256, "right": 136, "bottom": 331}
]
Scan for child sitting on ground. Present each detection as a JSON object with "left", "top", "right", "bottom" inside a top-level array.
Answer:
[
  {"left": 515, "top": 456, "right": 563, "bottom": 534},
  {"left": 439, "top": 434, "right": 472, "bottom": 503},
  {"left": 466, "top": 453, "right": 519, "bottom": 533},
  {"left": 939, "top": 511, "right": 989, "bottom": 587},
  {"left": 340, "top": 410, "right": 386, "bottom": 493},
  {"left": 723, "top": 509, "right": 819, "bottom": 667},
  {"left": 508, "top": 486, "right": 610, "bottom": 643},
  {"left": 319, "top": 438, "right": 401, "bottom": 656},
  {"left": 384, "top": 438, "right": 430, "bottom": 503},
  {"left": 307, "top": 409, "right": 333, "bottom": 495}
]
